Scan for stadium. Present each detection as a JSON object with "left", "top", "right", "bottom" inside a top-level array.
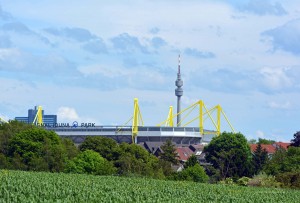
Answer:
[{"left": 11, "top": 56, "right": 234, "bottom": 145}]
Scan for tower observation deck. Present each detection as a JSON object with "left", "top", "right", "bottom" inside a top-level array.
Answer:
[{"left": 175, "top": 55, "right": 183, "bottom": 127}]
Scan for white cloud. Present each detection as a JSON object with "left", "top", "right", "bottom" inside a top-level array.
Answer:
[
  {"left": 57, "top": 107, "right": 79, "bottom": 121},
  {"left": 56, "top": 106, "right": 101, "bottom": 124},
  {"left": 0, "top": 48, "right": 21, "bottom": 63},
  {"left": 260, "top": 67, "right": 293, "bottom": 91},
  {"left": 238, "top": 0, "right": 287, "bottom": 16},
  {"left": 78, "top": 64, "right": 127, "bottom": 78},
  {"left": 268, "top": 101, "right": 291, "bottom": 109},
  {"left": 256, "top": 130, "right": 265, "bottom": 138},
  {"left": 182, "top": 96, "right": 200, "bottom": 107},
  {"left": 262, "top": 18, "right": 300, "bottom": 54}
]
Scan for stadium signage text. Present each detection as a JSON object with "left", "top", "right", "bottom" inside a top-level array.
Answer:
[{"left": 39, "top": 121, "right": 95, "bottom": 128}]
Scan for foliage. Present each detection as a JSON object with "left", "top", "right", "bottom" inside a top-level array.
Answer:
[
  {"left": 115, "top": 143, "right": 162, "bottom": 178},
  {"left": 257, "top": 138, "right": 275, "bottom": 145},
  {"left": 159, "top": 139, "right": 179, "bottom": 165},
  {"left": 176, "top": 164, "right": 209, "bottom": 183},
  {"left": 236, "top": 177, "right": 251, "bottom": 186},
  {"left": 79, "top": 136, "right": 120, "bottom": 161},
  {"left": 264, "top": 146, "right": 300, "bottom": 175},
  {"left": 0, "top": 121, "right": 34, "bottom": 155},
  {"left": 79, "top": 137, "right": 164, "bottom": 178},
  {"left": 276, "top": 171, "right": 300, "bottom": 189},
  {"left": 204, "top": 132, "right": 252, "bottom": 180},
  {"left": 1, "top": 170, "right": 300, "bottom": 203},
  {"left": 8, "top": 128, "right": 66, "bottom": 172},
  {"left": 0, "top": 153, "right": 10, "bottom": 169},
  {"left": 219, "top": 177, "right": 234, "bottom": 185},
  {"left": 247, "top": 173, "right": 281, "bottom": 188},
  {"left": 184, "top": 154, "right": 198, "bottom": 168},
  {"left": 204, "top": 165, "right": 221, "bottom": 183},
  {"left": 252, "top": 143, "right": 269, "bottom": 175},
  {"left": 61, "top": 138, "right": 79, "bottom": 160},
  {"left": 291, "top": 131, "right": 300, "bottom": 147},
  {"left": 248, "top": 139, "right": 257, "bottom": 144},
  {"left": 158, "top": 159, "right": 173, "bottom": 177},
  {"left": 65, "top": 150, "right": 116, "bottom": 175}
]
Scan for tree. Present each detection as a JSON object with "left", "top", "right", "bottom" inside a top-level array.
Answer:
[
  {"left": 184, "top": 154, "right": 198, "bottom": 168},
  {"left": 8, "top": 128, "right": 67, "bottom": 172},
  {"left": 248, "top": 139, "right": 257, "bottom": 144},
  {"left": 252, "top": 143, "right": 269, "bottom": 175},
  {"left": 65, "top": 150, "right": 116, "bottom": 175},
  {"left": 79, "top": 136, "right": 120, "bottom": 161},
  {"left": 160, "top": 139, "right": 179, "bottom": 165},
  {"left": 257, "top": 138, "right": 275, "bottom": 145},
  {"left": 115, "top": 143, "right": 162, "bottom": 178},
  {"left": 264, "top": 146, "right": 300, "bottom": 176},
  {"left": 204, "top": 132, "right": 252, "bottom": 180},
  {"left": 61, "top": 138, "right": 79, "bottom": 160},
  {"left": 291, "top": 131, "right": 300, "bottom": 147},
  {"left": 0, "top": 120, "right": 34, "bottom": 155},
  {"left": 177, "top": 164, "right": 209, "bottom": 183},
  {"left": 0, "top": 153, "right": 10, "bottom": 169}
]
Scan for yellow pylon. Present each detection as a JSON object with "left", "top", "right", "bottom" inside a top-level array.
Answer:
[
  {"left": 0, "top": 117, "right": 8, "bottom": 123},
  {"left": 32, "top": 106, "right": 43, "bottom": 126},
  {"left": 132, "top": 98, "right": 143, "bottom": 143},
  {"left": 157, "top": 100, "right": 235, "bottom": 136}
]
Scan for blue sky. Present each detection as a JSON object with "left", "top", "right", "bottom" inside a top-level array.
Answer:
[{"left": 0, "top": 0, "right": 299, "bottom": 142}]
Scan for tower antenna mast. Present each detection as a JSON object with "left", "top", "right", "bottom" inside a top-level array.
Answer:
[{"left": 175, "top": 54, "right": 183, "bottom": 126}]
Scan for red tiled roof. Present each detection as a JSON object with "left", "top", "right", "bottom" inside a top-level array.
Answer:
[
  {"left": 274, "top": 142, "right": 290, "bottom": 150},
  {"left": 250, "top": 144, "right": 276, "bottom": 154},
  {"left": 250, "top": 142, "right": 290, "bottom": 154},
  {"left": 176, "top": 147, "right": 194, "bottom": 161}
]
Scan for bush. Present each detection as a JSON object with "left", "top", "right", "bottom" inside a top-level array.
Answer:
[
  {"left": 219, "top": 178, "right": 234, "bottom": 185},
  {"left": 176, "top": 164, "right": 209, "bottom": 183},
  {"left": 276, "top": 171, "right": 300, "bottom": 189},
  {"left": 237, "top": 177, "right": 251, "bottom": 186},
  {"left": 0, "top": 153, "right": 10, "bottom": 169},
  {"left": 8, "top": 128, "right": 66, "bottom": 172},
  {"left": 65, "top": 150, "right": 117, "bottom": 175},
  {"left": 247, "top": 173, "right": 281, "bottom": 188}
]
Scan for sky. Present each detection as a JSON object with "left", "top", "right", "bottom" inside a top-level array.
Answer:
[{"left": 0, "top": 0, "right": 299, "bottom": 142}]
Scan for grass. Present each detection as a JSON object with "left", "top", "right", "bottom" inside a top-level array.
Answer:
[{"left": 1, "top": 170, "right": 299, "bottom": 202}]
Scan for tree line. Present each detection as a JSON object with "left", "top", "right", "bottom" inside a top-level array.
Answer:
[
  {"left": 0, "top": 121, "right": 208, "bottom": 182},
  {"left": 0, "top": 121, "right": 299, "bottom": 188},
  {"left": 204, "top": 131, "right": 300, "bottom": 188}
]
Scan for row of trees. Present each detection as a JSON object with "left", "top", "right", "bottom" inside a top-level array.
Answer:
[
  {"left": 203, "top": 131, "right": 300, "bottom": 188},
  {"left": 0, "top": 121, "right": 208, "bottom": 182},
  {"left": 0, "top": 121, "right": 78, "bottom": 171},
  {"left": 1, "top": 121, "right": 299, "bottom": 187}
]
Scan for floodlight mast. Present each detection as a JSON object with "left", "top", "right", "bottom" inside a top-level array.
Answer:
[{"left": 175, "top": 54, "right": 183, "bottom": 127}]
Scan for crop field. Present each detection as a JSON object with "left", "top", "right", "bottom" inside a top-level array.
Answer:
[{"left": 0, "top": 170, "right": 299, "bottom": 203}]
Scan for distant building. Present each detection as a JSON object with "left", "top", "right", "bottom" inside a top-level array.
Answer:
[
  {"left": 250, "top": 142, "right": 290, "bottom": 157},
  {"left": 15, "top": 106, "right": 57, "bottom": 126},
  {"left": 141, "top": 141, "right": 209, "bottom": 166}
]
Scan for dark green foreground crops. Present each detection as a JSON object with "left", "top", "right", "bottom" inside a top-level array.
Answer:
[{"left": 0, "top": 170, "right": 299, "bottom": 202}]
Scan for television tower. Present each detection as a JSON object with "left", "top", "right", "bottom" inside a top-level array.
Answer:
[{"left": 175, "top": 54, "right": 183, "bottom": 127}]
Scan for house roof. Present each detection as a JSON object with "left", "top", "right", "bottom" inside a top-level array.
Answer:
[
  {"left": 189, "top": 144, "right": 205, "bottom": 152},
  {"left": 250, "top": 142, "right": 290, "bottom": 154},
  {"left": 176, "top": 147, "right": 194, "bottom": 161},
  {"left": 274, "top": 142, "right": 290, "bottom": 150},
  {"left": 250, "top": 144, "right": 277, "bottom": 154},
  {"left": 143, "top": 142, "right": 165, "bottom": 153}
]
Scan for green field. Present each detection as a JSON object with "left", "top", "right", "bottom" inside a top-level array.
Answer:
[{"left": 0, "top": 170, "right": 299, "bottom": 203}]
